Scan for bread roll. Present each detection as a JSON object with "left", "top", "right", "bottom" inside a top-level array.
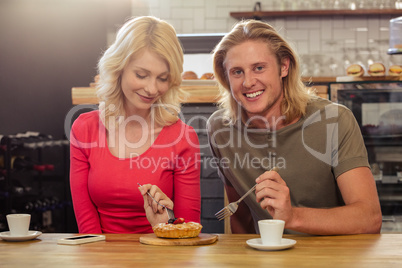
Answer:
[
  {"left": 346, "top": 64, "right": 364, "bottom": 77},
  {"left": 389, "top": 65, "right": 402, "bottom": 76},
  {"left": 200, "top": 72, "right": 215, "bottom": 80},
  {"left": 368, "top": 63, "right": 386, "bottom": 76},
  {"left": 182, "top": 71, "right": 198, "bottom": 80}
]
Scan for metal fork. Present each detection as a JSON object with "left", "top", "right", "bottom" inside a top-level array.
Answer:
[
  {"left": 215, "top": 167, "right": 278, "bottom": 221},
  {"left": 137, "top": 183, "right": 175, "bottom": 222}
]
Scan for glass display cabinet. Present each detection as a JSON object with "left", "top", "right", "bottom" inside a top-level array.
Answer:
[{"left": 329, "top": 80, "right": 402, "bottom": 232}]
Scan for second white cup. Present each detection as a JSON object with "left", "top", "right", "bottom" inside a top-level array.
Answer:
[
  {"left": 258, "top": 219, "right": 285, "bottom": 246},
  {"left": 6, "top": 214, "right": 31, "bottom": 237}
]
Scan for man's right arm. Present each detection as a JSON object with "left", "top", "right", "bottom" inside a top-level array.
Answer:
[{"left": 207, "top": 112, "right": 256, "bottom": 234}]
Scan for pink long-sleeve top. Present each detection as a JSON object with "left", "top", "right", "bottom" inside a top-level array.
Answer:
[{"left": 70, "top": 110, "right": 201, "bottom": 233}]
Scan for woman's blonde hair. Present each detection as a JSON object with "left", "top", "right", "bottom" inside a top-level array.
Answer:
[
  {"left": 213, "top": 20, "right": 313, "bottom": 125},
  {"left": 97, "top": 16, "right": 184, "bottom": 129}
]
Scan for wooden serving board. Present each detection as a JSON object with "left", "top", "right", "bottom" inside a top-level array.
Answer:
[{"left": 139, "top": 233, "right": 218, "bottom": 246}]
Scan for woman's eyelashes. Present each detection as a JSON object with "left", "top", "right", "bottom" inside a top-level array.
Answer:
[
  {"left": 158, "top": 76, "right": 169, "bottom": 82},
  {"left": 136, "top": 73, "right": 147, "bottom": 79},
  {"left": 135, "top": 72, "right": 169, "bottom": 82}
]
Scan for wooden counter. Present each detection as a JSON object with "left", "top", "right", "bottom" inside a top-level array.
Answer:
[{"left": 1, "top": 233, "right": 402, "bottom": 267}]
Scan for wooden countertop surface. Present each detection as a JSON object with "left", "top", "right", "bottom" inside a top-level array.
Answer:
[{"left": 1, "top": 233, "right": 402, "bottom": 267}]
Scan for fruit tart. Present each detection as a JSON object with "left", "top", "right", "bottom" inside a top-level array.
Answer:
[{"left": 152, "top": 218, "right": 203, "bottom": 238}]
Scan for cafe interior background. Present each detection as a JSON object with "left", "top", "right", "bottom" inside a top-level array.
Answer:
[{"left": 1, "top": 0, "right": 402, "bottom": 234}]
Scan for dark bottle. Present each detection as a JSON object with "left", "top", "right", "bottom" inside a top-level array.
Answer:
[
  {"left": 0, "top": 156, "right": 4, "bottom": 169},
  {"left": 41, "top": 198, "right": 50, "bottom": 211},
  {"left": 11, "top": 157, "right": 46, "bottom": 172},
  {"left": 0, "top": 132, "right": 53, "bottom": 150},
  {"left": 44, "top": 164, "right": 55, "bottom": 171},
  {"left": 0, "top": 135, "right": 6, "bottom": 151},
  {"left": 50, "top": 196, "right": 62, "bottom": 209},
  {"left": 25, "top": 132, "right": 54, "bottom": 149},
  {"left": 33, "top": 199, "right": 44, "bottom": 212},
  {"left": 0, "top": 168, "right": 8, "bottom": 198},
  {"left": 0, "top": 134, "right": 24, "bottom": 150},
  {"left": 24, "top": 201, "right": 35, "bottom": 212}
]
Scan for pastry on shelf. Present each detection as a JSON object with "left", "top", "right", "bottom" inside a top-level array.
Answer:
[
  {"left": 389, "top": 65, "right": 402, "bottom": 76},
  {"left": 346, "top": 64, "right": 364, "bottom": 77},
  {"left": 200, "top": 72, "right": 215, "bottom": 80},
  {"left": 182, "top": 71, "right": 198, "bottom": 80},
  {"left": 368, "top": 63, "right": 386, "bottom": 76}
]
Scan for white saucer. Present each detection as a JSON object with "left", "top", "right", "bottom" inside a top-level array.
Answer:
[
  {"left": 246, "top": 238, "right": 296, "bottom": 251},
  {"left": 0, "top": 231, "right": 42, "bottom": 242}
]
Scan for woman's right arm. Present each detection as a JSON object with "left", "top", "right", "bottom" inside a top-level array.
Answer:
[{"left": 70, "top": 118, "right": 102, "bottom": 233}]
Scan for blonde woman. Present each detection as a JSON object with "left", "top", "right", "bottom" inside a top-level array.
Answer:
[
  {"left": 70, "top": 16, "right": 201, "bottom": 233},
  {"left": 208, "top": 20, "right": 381, "bottom": 235}
]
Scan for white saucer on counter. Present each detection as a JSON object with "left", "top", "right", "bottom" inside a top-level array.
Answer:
[
  {"left": 246, "top": 238, "right": 296, "bottom": 251},
  {"left": 0, "top": 231, "right": 42, "bottom": 242}
]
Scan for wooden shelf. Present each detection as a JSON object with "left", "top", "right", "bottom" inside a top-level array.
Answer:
[
  {"left": 71, "top": 85, "right": 221, "bottom": 105},
  {"left": 230, "top": 9, "right": 402, "bottom": 20},
  {"left": 336, "top": 76, "right": 402, "bottom": 82},
  {"left": 72, "top": 77, "right": 338, "bottom": 105},
  {"left": 72, "top": 77, "right": 336, "bottom": 105}
]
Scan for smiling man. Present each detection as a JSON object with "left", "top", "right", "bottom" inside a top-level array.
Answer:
[{"left": 207, "top": 20, "right": 382, "bottom": 235}]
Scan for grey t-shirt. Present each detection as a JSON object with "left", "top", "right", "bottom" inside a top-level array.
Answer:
[{"left": 207, "top": 98, "right": 370, "bottom": 232}]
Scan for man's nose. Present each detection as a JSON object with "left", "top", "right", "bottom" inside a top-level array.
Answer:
[{"left": 243, "top": 72, "right": 256, "bottom": 88}]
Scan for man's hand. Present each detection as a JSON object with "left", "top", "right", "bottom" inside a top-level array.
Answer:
[{"left": 255, "top": 169, "right": 294, "bottom": 226}]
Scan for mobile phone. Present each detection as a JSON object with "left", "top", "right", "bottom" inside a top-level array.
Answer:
[{"left": 57, "top": 234, "right": 106, "bottom": 245}]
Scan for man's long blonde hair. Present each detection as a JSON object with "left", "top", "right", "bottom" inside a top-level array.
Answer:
[
  {"left": 97, "top": 16, "right": 184, "bottom": 129},
  {"left": 213, "top": 20, "right": 313, "bottom": 125}
]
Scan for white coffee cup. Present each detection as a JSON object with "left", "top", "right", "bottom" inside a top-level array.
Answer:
[
  {"left": 6, "top": 214, "right": 31, "bottom": 236},
  {"left": 258, "top": 219, "right": 285, "bottom": 246}
]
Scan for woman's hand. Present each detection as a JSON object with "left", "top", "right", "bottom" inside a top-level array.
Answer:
[{"left": 138, "top": 184, "right": 174, "bottom": 226}]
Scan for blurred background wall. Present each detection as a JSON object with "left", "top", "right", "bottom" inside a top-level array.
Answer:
[{"left": 0, "top": 0, "right": 131, "bottom": 138}]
